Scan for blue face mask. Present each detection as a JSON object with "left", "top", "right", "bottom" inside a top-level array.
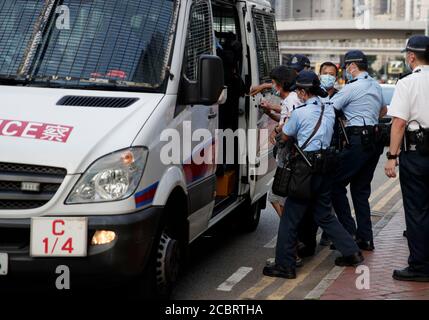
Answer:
[
  {"left": 345, "top": 66, "right": 354, "bottom": 81},
  {"left": 320, "top": 74, "right": 336, "bottom": 90}
]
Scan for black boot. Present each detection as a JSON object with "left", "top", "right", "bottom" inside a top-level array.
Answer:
[
  {"left": 356, "top": 239, "right": 375, "bottom": 251},
  {"left": 263, "top": 264, "right": 296, "bottom": 279},
  {"left": 335, "top": 252, "right": 364, "bottom": 267},
  {"left": 393, "top": 267, "right": 429, "bottom": 282}
]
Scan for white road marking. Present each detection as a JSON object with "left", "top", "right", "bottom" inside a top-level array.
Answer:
[
  {"left": 217, "top": 267, "right": 253, "bottom": 292},
  {"left": 264, "top": 236, "right": 278, "bottom": 248}
]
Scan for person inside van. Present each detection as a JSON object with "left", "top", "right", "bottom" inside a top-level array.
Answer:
[{"left": 260, "top": 66, "right": 300, "bottom": 218}]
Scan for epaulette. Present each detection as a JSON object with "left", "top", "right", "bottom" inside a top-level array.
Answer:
[
  {"left": 347, "top": 78, "right": 358, "bottom": 84},
  {"left": 399, "top": 72, "right": 412, "bottom": 80},
  {"left": 295, "top": 103, "right": 307, "bottom": 110}
]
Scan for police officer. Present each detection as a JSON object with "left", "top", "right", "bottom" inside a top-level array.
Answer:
[
  {"left": 385, "top": 35, "right": 429, "bottom": 282},
  {"left": 263, "top": 71, "right": 363, "bottom": 279},
  {"left": 330, "top": 50, "right": 387, "bottom": 251},
  {"left": 287, "top": 54, "right": 311, "bottom": 74}
]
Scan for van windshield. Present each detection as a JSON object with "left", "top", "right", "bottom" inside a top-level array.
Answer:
[{"left": 0, "top": 0, "right": 178, "bottom": 92}]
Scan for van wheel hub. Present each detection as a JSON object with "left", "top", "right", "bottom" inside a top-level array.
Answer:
[{"left": 156, "top": 233, "right": 181, "bottom": 287}]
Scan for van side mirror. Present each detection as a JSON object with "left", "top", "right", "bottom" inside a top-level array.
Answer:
[{"left": 180, "top": 55, "right": 224, "bottom": 106}]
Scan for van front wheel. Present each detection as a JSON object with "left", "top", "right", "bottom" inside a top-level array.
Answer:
[{"left": 155, "top": 231, "right": 182, "bottom": 297}]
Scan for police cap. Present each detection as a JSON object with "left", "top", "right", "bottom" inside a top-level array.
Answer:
[
  {"left": 287, "top": 54, "right": 311, "bottom": 72},
  {"left": 402, "top": 35, "right": 429, "bottom": 53},
  {"left": 342, "top": 50, "right": 368, "bottom": 68}
]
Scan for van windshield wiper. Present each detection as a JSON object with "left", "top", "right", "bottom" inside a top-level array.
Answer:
[{"left": 0, "top": 76, "right": 31, "bottom": 86}]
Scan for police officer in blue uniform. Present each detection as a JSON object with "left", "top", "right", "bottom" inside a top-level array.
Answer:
[
  {"left": 287, "top": 54, "right": 311, "bottom": 73},
  {"left": 330, "top": 51, "right": 387, "bottom": 251},
  {"left": 385, "top": 35, "right": 429, "bottom": 282},
  {"left": 263, "top": 71, "right": 363, "bottom": 279}
]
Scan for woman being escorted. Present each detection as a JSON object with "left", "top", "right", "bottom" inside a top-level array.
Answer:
[
  {"left": 263, "top": 71, "right": 364, "bottom": 279},
  {"left": 259, "top": 66, "right": 301, "bottom": 217}
]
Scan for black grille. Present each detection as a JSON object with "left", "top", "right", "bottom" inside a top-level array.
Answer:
[
  {"left": 0, "top": 162, "right": 67, "bottom": 210},
  {"left": 0, "top": 227, "right": 30, "bottom": 250},
  {"left": 57, "top": 96, "right": 139, "bottom": 108},
  {"left": 252, "top": 9, "right": 280, "bottom": 83}
]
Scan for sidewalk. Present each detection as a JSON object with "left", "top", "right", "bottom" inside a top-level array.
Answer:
[{"left": 320, "top": 206, "right": 429, "bottom": 300}]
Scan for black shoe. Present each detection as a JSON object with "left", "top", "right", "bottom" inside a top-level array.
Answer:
[
  {"left": 330, "top": 244, "right": 336, "bottom": 250},
  {"left": 266, "top": 258, "right": 303, "bottom": 269},
  {"left": 356, "top": 239, "right": 375, "bottom": 251},
  {"left": 393, "top": 267, "right": 429, "bottom": 282},
  {"left": 296, "top": 257, "right": 304, "bottom": 268},
  {"left": 297, "top": 246, "right": 316, "bottom": 258},
  {"left": 335, "top": 252, "right": 364, "bottom": 267},
  {"left": 403, "top": 230, "right": 408, "bottom": 238},
  {"left": 319, "top": 238, "right": 331, "bottom": 246},
  {"left": 263, "top": 264, "right": 296, "bottom": 279}
]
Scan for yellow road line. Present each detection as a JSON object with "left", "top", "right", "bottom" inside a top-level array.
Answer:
[
  {"left": 372, "top": 184, "right": 401, "bottom": 212},
  {"left": 369, "top": 177, "right": 398, "bottom": 202},
  {"left": 351, "top": 177, "right": 398, "bottom": 216},
  {"left": 266, "top": 248, "right": 331, "bottom": 300},
  {"left": 239, "top": 276, "right": 277, "bottom": 300},
  {"left": 240, "top": 178, "right": 400, "bottom": 300}
]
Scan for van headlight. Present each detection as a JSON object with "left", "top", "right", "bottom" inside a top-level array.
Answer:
[{"left": 66, "top": 147, "right": 148, "bottom": 204}]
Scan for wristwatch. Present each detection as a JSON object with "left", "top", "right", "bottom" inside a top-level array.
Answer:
[{"left": 386, "top": 152, "right": 399, "bottom": 160}]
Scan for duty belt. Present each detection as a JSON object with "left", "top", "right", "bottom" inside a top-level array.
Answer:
[{"left": 345, "top": 125, "right": 375, "bottom": 136}]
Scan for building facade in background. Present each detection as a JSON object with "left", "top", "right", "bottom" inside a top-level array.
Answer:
[{"left": 270, "top": 0, "right": 429, "bottom": 81}]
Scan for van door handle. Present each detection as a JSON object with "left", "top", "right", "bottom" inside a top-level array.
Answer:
[{"left": 208, "top": 112, "right": 218, "bottom": 119}]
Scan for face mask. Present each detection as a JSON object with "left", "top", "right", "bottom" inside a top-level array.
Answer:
[
  {"left": 297, "top": 89, "right": 306, "bottom": 102},
  {"left": 272, "top": 85, "right": 281, "bottom": 97},
  {"left": 345, "top": 66, "right": 354, "bottom": 81},
  {"left": 320, "top": 74, "right": 336, "bottom": 90},
  {"left": 405, "top": 54, "right": 413, "bottom": 72}
]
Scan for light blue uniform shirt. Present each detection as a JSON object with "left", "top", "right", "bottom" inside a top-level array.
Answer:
[
  {"left": 331, "top": 72, "right": 384, "bottom": 127},
  {"left": 283, "top": 97, "right": 335, "bottom": 152}
]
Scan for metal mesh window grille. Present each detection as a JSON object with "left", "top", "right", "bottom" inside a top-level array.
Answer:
[
  {"left": 0, "top": 0, "right": 45, "bottom": 77},
  {"left": 0, "top": 0, "right": 179, "bottom": 90},
  {"left": 252, "top": 10, "right": 280, "bottom": 83},
  {"left": 185, "top": 0, "right": 214, "bottom": 81}
]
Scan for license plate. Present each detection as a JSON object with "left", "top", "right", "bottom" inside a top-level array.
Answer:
[
  {"left": 0, "top": 253, "right": 7, "bottom": 276},
  {"left": 30, "top": 217, "right": 88, "bottom": 257}
]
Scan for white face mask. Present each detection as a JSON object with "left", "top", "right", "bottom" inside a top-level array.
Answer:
[
  {"left": 320, "top": 74, "right": 336, "bottom": 90},
  {"left": 405, "top": 53, "right": 413, "bottom": 72}
]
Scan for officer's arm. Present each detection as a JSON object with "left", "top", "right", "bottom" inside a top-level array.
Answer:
[
  {"left": 282, "top": 110, "right": 299, "bottom": 142},
  {"left": 389, "top": 117, "right": 407, "bottom": 156},
  {"left": 379, "top": 106, "right": 388, "bottom": 119},
  {"left": 387, "top": 80, "right": 409, "bottom": 155},
  {"left": 330, "top": 85, "right": 350, "bottom": 111}
]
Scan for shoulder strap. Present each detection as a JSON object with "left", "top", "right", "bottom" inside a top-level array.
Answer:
[{"left": 300, "top": 103, "right": 325, "bottom": 150}]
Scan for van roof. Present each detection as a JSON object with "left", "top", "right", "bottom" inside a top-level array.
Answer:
[
  {"left": 216, "top": 0, "right": 272, "bottom": 8},
  {"left": 246, "top": 0, "right": 272, "bottom": 8}
]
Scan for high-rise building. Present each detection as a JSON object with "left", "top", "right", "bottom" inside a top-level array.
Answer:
[{"left": 271, "top": 0, "right": 429, "bottom": 21}]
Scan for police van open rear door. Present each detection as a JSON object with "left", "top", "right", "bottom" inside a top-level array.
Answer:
[{"left": 239, "top": 1, "right": 280, "bottom": 203}]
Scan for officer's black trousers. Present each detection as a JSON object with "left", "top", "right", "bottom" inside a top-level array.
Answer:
[
  {"left": 275, "top": 174, "right": 359, "bottom": 269},
  {"left": 331, "top": 135, "right": 383, "bottom": 242},
  {"left": 400, "top": 151, "right": 429, "bottom": 274}
]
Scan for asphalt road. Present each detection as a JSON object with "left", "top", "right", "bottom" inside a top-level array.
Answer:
[{"left": 172, "top": 156, "right": 403, "bottom": 300}]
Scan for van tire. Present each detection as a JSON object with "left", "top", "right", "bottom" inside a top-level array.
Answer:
[
  {"left": 238, "top": 196, "right": 264, "bottom": 233},
  {"left": 134, "top": 191, "right": 188, "bottom": 300}
]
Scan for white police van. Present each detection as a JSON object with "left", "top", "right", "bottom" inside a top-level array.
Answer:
[{"left": 0, "top": 0, "right": 279, "bottom": 296}]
